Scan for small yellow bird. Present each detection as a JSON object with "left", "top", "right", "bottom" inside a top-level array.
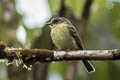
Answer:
[{"left": 47, "top": 17, "right": 95, "bottom": 73}]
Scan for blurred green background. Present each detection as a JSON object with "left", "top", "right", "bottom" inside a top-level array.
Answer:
[{"left": 0, "top": 0, "right": 120, "bottom": 80}]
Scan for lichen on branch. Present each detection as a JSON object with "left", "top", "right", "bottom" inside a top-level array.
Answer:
[{"left": 0, "top": 42, "right": 120, "bottom": 69}]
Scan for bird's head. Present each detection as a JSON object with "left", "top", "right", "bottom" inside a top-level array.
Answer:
[{"left": 47, "top": 17, "right": 70, "bottom": 28}]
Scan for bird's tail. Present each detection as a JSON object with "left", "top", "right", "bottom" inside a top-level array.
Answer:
[{"left": 82, "top": 60, "right": 95, "bottom": 73}]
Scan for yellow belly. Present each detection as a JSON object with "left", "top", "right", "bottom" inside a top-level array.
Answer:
[{"left": 51, "top": 25, "right": 78, "bottom": 50}]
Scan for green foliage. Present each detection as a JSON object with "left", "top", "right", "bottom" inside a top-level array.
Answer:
[
  {"left": 25, "top": 27, "right": 42, "bottom": 47},
  {"left": 48, "top": 0, "right": 61, "bottom": 15},
  {"left": 109, "top": 3, "right": 120, "bottom": 39},
  {"left": 50, "top": 62, "right": 68, "bottom": 77},
  {"left": 90, "top": 0, "right": 107, "bottom": 22},
  {"left": 48, "top": 0, "right": 85, "bottom": 18},
  {"left": 65, "top": 0, "right": 85, "bottom": 18},
  {"left": 108, "top": 0, "right": 120, "bottom": 2},
  {"left": 94, "top": 62, "right": 110, "bottom": 80}
]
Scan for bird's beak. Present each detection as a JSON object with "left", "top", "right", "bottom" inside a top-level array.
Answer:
[
  {"left": 46, "top": 22, "right": 53, "bottom": 28},
  {"left": 46, "top": 22, "right": 52, "bottom": 26}
]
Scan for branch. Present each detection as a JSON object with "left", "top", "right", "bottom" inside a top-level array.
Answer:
[
  {"left": 59, "top": 0, "right": 66, "bottom": 16},
  {"left": 0, "top": 42, "right": 120, "bottom": 64},
  {"left": 81, "top": 0, "right": 93, "bottom": 20}
]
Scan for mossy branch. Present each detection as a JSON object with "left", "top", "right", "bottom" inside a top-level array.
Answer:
[{"left": 0, "top": 42, "right": 120, "bottom": 67}]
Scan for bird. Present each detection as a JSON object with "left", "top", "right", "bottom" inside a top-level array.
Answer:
[{"left": 47, "top": 17, "right": 95, "bottom": 73}]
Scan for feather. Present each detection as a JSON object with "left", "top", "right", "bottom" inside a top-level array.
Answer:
[{"left": 67, "top": 23, "right": 95, "bottom": 73}]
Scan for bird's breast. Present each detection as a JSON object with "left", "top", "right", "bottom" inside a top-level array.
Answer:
[{"left": 51, "top": 25, "right": 78, "bottom": 50}]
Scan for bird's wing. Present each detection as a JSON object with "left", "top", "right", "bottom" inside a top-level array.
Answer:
[
  {"left": 68, "top": 24, "right": 83, "bottom": 50},
  {"left": 68, "top": 24, "right": 95, "bottom": 73}
]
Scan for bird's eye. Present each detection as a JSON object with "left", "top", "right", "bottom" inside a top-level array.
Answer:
[{"left": 52, "top": 18, "right": 60, "bottom": 24}]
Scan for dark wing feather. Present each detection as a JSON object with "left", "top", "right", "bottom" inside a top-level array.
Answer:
[
  {"left": 68, "top": 24, "right": 83, "bottom": 50},
  {"left": 68, "top": 24, "right": 95, "bottom": 73}
]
